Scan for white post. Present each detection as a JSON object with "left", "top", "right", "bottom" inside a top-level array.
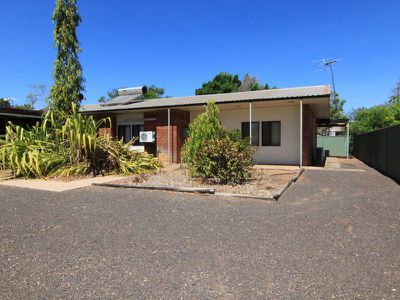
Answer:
[
  {"left": 300, "top": 99, "right": 303, "bottom": 168},
  {"left": 167, "top": 108, "right": 171, "bottom": 164},
  {"left": 346, "top": 122, "right": 350, "bottom": 158},
  {"left": 249, "top": 102, "right": 252, "bottom": 145}
]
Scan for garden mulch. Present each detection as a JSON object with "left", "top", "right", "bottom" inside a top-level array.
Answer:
[{"left": 111, "top": 167, "right": 299, "bottom": 198}]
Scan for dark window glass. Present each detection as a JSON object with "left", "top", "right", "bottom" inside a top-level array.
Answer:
[
  {"left": 132, "top": 125, "right": 145, "bottom": 145},
  {"left": 262, "top": 121, "right": 281, "bottom": 146},
  {"left": 241, "top": 122, "right": 259, "bottom": 146},
  {"left": 117, "top": 125, "right": 131, "bottom": 143}
]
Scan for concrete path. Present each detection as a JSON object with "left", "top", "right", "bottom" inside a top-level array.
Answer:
[
  {"left": 0, "top": 159, "right": 399, "bottom": 298},
  {"left": 0, "top": 175, "right": 123, "bottom": 192}
]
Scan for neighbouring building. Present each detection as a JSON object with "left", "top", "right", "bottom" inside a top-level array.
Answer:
[
  {"left": 0, "top": 107, "right": 43, "bottom": 136},
  {"left": 81, "top": 85, "right": 331, "bottom": 166}
]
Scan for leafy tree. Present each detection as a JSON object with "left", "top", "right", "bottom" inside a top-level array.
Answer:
[
  {"left": 350, "top": 105, "right": 398, "bottom": 135},
  {"left": 50, "top": 0, "right": 85, "bottom": 117},
  {"left": 0, "top": 98, "right": 11, "bottom": 109},
  {"left": 196, "top": 72, "right": 275, "bottom": 94},
  {"left": 143, "top": 85, "right": 165, "bottom": 99},
  {"left": 195, "top": 72, "right": 241, "bottom": 95},
  {"left": 24, "top": 84, "right": 47, "bottom": 109},
  {"left": 330, "top": 93, "right": 346, "bottom": 119},
  {"left": 388, "top": 78, "right": 400, "bottom": 105}
]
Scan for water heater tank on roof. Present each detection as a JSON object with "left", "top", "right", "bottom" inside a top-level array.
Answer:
[{"left": 118, "top": 86, "right": 147, "bottom": 96}]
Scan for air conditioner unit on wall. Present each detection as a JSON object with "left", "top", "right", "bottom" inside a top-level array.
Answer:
[{"left": 139, "top": 131, "right": 156, "bottom": 143}]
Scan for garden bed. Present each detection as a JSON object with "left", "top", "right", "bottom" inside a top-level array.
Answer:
[{"left": 110, "top": 167, "right": 300, "bottom": 198}]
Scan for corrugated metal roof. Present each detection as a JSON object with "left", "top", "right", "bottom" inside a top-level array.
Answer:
[{"left": 81, "top": 85, "right": 330, "bottom": 113}]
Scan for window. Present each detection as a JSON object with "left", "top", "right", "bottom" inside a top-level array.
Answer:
[
  {"left": 118, "top": 124, "right": 144, "bottom": 145},
  {"left": 132, "top": 125, "right": 144, "bottom": 145},
  {"left": 118, "top": 125, "right": 131, "bottom": 143},
  {"left": 242, "top": 122, "right": 259, "bottom": 146},
  {"left": 262, "top": 121, "right": 281, "bottom": 146}
]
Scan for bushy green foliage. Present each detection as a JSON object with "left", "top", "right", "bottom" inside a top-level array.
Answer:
[
  {"left": 0, "top": 104, "right": 159, "bottom": 178},
  {"left": 195, "top": 72, "right": 241, "bottom": 95},
  {"left": 182, "top": 101, "right": 254, "bottom": 185},
  {"left": 350, "top": 103, "right": 400, "bottom": 135},
  {"left": 192, "top": 130, "right": 255, "bottom": 184},
  {"left": 195, "top": 72, "right": 274, "bottom": 95},
  {"left": 142, "top": 85, "right": 165, "bottom": 99}
]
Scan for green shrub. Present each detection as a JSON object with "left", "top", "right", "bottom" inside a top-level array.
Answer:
[
  {"left": 181, "top": 101, "right": 222, "bottom": 164},
  {"left": 182, "top": 101, "right": 255, "bottom": 185},
  {"left": 0, "top": 104, "right": 159, "bottom": 178},
  {"left": 193, "top": 130, "right": 255, "bottom": 184}
]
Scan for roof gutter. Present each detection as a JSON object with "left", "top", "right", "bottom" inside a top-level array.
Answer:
[{"left": 0, "top": 112, "right": 42, "bottom": 119}]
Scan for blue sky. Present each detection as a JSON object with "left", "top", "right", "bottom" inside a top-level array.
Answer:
[{"left": 1, "top": 0, "right": 399, "bottom": 111}]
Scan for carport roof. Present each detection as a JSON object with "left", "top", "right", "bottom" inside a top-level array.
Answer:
[{"left": 81, "top": 85, "right": 330, "bottom": 113}]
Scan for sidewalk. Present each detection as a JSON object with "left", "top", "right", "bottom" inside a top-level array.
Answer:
[{"left": 0, "top": 175, "right": 123, "bottom": 192}]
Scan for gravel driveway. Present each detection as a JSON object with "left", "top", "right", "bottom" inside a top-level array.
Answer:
[{"left": 1, "top": 160, "right": 399, "bottom": 298}]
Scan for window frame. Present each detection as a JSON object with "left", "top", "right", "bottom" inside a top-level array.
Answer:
[
  {"left": 117, "top": 123, "right": 145, "bottom": 145},
  {"left": 261, "top": 121, "right": 281, "bottom": 146},
  {"left": 241, "top": 121, "right": 260, "bottom": 146}
]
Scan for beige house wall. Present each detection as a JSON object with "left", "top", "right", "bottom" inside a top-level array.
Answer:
[{"left": 190, "top": 105, "right": 301, "bottom": 165}]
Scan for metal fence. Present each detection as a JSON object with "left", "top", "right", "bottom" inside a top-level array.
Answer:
[
  {"left": 353, "top": 124, "right": 400, "bottom": 183},
  {"left": 317, "top": 136, "right": 348, "bottom": 157}
]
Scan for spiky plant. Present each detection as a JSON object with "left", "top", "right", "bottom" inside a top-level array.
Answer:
[{"left": 0, "top": 104, "right": 159, "bottom": 178}]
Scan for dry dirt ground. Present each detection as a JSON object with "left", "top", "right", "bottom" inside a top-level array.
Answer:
[{"left": 112, "top": 167, "right": 299, "bottom": 197}]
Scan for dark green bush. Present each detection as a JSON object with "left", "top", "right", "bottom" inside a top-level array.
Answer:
[{"left": 181, "top": 101, "right": 255, "bottom": 185}]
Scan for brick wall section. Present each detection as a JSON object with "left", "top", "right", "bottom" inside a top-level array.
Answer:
[
  {"left": 143, "top": 112, "right": 157, "bottom": 156},
  {"left": 302, "top": 104, "right": 316, "bottom": 166},
  {"left": 93, "top": 113, "right": 117, "bottom": 137},
  {"left": 144, "top": 110, "right": 190, "bottom": 164}
]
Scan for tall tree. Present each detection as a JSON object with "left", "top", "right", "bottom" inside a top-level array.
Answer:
[
  {"left": 195, "top": 72, "right": 241, "bottom": 95},
  {"left": 330, "top": 93, "right": 346, "bottom": 119},
  {"left": 50, "top": 0, "right": 84, "bottom": 116}
]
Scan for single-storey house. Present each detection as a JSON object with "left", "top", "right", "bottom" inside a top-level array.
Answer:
[{"left": 80, "top": 85, "right": 331, "bottom": 167}]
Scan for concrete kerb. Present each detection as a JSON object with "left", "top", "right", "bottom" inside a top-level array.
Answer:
[
  {"left": 92, "top": 183, "right": 215, "bottom": 194},
  {"left": 272, "top": 168, "right": 305, "bottom": 200}
]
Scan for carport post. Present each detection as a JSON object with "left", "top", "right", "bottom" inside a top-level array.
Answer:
[
  {"left": 168, "top": 108, "right": 171, "bottom": 164},
  {"left": 346, "top": 122, "right": 350, "bottom": 158},
  {"left": 299, "top": 99, "right": 303, "bottom": 168},
  {"left": 249, "top": 102, "right": 252, "bottom": 145}
]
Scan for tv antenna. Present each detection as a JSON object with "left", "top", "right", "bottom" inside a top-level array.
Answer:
[{"left": 313, "top": 58, "right": 341, "bottom": 98}]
